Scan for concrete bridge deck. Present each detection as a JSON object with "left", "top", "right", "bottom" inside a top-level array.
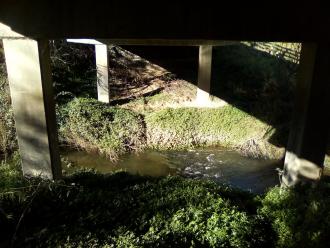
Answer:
[{"left": 0, "top": 2, "right": 330, "bottom": 41}]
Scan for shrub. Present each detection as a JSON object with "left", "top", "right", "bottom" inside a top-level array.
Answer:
[{"left": 58, "top": 98, "right": 146, "bottom": 160}]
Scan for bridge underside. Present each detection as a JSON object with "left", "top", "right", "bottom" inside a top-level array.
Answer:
[
  {"left": 1, "top": 2, "right": 330, "bottom": 42},
  {"left": 0, "top": 2, "right": 329, "bottom": 186}
]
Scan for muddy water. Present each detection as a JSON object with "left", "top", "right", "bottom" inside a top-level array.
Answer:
[{"left": 61, "top": 147, "right": 281, "bottom": 194}]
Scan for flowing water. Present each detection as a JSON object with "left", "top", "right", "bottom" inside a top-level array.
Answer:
[{"left": 62, "top": 147, "right": 282, "bottom": 194}]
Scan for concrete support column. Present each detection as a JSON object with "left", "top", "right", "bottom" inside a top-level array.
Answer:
[
  {"left": 3, "top": 38, "right": 61, "bottom": 179},
  {"left": 282, "top": 43, "right": 330, "bottom": 187},
  {"left": 196, "top": 45, "right": 212, "bottom": 105},
  {"left": 95, "top": 44, "right": 109, "bottom": 103}
]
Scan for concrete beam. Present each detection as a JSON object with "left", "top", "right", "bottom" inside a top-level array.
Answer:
[
  {"left": 67, "top": 38, "right": 237, "bottom": 47},
  {"left": 196, "top": 45, "right": 212, "bottom": 105},
  {"left": 66, "top": 39, "right": 103, "bottom": 45},
  {"left": 95, "top": 44, "right": 110, "bottom": 103},
  {"left": 3, "top": 38, "right": 62, "bottom": 179},
  {"left": 97, "top": 39, "right": 238, "bottom": 47},
  {"left": 0, "top": 23, "right": 24, "bottom": 39},
  {"left": 0, "top": 3, "right": 330, "bottom": 42},
  {"left": 282, "top": 43, "right": 330, "bottom": 187}
]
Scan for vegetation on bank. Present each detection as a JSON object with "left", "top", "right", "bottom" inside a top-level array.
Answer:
[
  {"left": 57, "top": 98, "right": 145, "bottom": 160},
  {"left": 260, "top": 185, "right": 330, "bottom": 248},
  {"left": 0, "top": 44, "right": 17, "bottom": 159},
  {"left": 50, "top": 40, "right": 97, "bottom": 103},
  {"left": 0, "top": 152, "right": 23, "bottom": 190},
  {"left": 57, "top": 97, "right": 282, "bottom": 161},
  {"left": 1, "top": 41, "right": 329, "bottom": 163},
  {"left": 0, "top": 77, "right": 16, "bottom": 159},
  {"left": 1, "top": 160, "right": 330, "bottom": 247},
  {"left": 145, "top": 106, "right": 282, "bottom": 159}
]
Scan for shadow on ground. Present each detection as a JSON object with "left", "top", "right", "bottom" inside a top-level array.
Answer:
[{"left": 121, "top": 44, "right": 298, "bottom": 149}]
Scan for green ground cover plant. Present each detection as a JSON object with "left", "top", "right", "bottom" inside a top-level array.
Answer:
[
  {"left": 1, "top": 160, "right": 330, "bottom": 248},
  {"left": 145, "top": 106, "right": 282, "bottom": 159}
]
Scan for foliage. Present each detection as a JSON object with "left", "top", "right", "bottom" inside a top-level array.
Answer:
[
  {"left": 243, "top": 42, "right": 301, "bottom": 64},
  {"left": 0, "top": 43, "right": 17, "bottom": 158},
  {"left": 210, "top": 45, "right": 298, "bottom": 150},
  {"left": 1, "top": 160, "right": 330, "bottom": 247},
  {"left": 325, "top": 156, "right": 330, "bottom": 167},
  {"left": 259, "top": 185, "right": 330, "bottom": 248},
  {"left": 57, "top": 98, "right": 145, "bottom": 160},
  {"left": 50, "top": 40, "right": 97, "bottom": 104},
  {"left": 0, "top": 152, "right": 24, "bottom": 190},
  {"left": 0, "top": 168, "right": 272, "bottom": 248},
  {"left": 145, "top": 106, "right": 282, "bottom": 159}
]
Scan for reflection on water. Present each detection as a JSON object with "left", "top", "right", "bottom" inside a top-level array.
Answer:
[{"left": 61, "top": 147, "right": 282, "bottom": 194}]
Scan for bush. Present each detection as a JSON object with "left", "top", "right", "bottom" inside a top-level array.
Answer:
[
  {"left": 58, "top": 98, "right": 146, "bottom": 160},
  {"left": 145, "top": 106, "right": 283, "bottom": 159}
]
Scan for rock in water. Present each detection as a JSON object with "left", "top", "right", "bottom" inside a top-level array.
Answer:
[{"left": 206, "top": 154, "right": 215, "bottom": 162}]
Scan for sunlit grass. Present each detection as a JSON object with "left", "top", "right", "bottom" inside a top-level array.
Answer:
[{"left": 145, "top": 105, "right": 283, "bottom": 159}]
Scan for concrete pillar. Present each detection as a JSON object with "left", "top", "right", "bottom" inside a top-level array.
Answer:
[
  {"left": 196, "top": 45, "right": 212, "bottom": 105},
  {"left": 3, "top": 38, "right": 61, "bottom": 179},
  {"left": 95, "top": 44, "right": 109, "bottom": 103},
  {"left": 282, "top": 43, "right": 330, "bottom": 187}
]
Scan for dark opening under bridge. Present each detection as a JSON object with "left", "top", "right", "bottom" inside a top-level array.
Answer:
[{"left": 0, "top": 1, "right": 329, "bottom": 187}]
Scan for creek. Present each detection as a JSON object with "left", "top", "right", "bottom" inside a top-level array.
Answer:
[{"left": 62, "top": 147, "right": 282, "bottom": 194}]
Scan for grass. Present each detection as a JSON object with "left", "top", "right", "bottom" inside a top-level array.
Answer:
[
  {"left": 145, "top": 106, "right": 284, "bottom": 159},
  {"left": 1, "top": 160, "right": 330, "bottom": 247},
  {"left": 121, "top": 79, "right": 198, "bottom": 113},
  {"left": 0, "top": 160, "right": 267, "bottom": 248},
  {"left": 259, "top": 184, "right": 330, "bottom": 248},
  {"left": 0, "top": 152, "right": 24, "bottom": 190},
  {"left": 120, "top": 44, "right": 299, "bottom": 159},
  {"left": 57, "top": 98, "right": 284, "bottom": 160}
]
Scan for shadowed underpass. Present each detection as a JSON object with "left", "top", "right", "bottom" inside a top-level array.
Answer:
[
  {"left": 53, "top": 41, "right": 330, "bottom": 161},
  {"left": 113, "top": 44, "right": 297, "bottom": 151},
  {"left": 108, "top": 43, "right": 330, "bottom": 163}
]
